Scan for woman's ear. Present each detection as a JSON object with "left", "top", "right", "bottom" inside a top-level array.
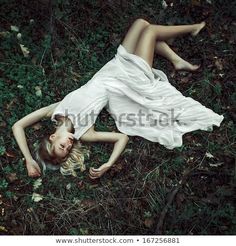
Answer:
[{"left": 49, "top": 134, "right": 56, "bottom": 142}]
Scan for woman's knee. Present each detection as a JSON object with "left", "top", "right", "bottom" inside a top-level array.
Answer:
[
  {"left": 134, "top": 18, "right": 150, "bottom": 28},
  {"left": 140, "top": 24, "right": 156, "bottom": 38}
]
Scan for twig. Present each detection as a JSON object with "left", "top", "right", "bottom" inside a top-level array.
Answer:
[{"left": 155, "top": 168, "right": 192, "bottom": 235}]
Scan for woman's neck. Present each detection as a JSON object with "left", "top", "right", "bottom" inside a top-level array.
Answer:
[{"left": 56, "top": 115, "right": 75, "bottom": 133}]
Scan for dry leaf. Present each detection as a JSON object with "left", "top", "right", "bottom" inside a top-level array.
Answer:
[
  {"left": 191, "top": 0, "right": 201, "bottom": 6},
  {"left": 19, "top": 44, "right": 30, "bottom": 57},
  {"left": 215, "top": 59, "right": 223, "bottom": 70},
  {"left": 32, "top": 192, "right": 43, "bottom": 202},
  {"left": 6, "top": 173, "right": 18, "bottom": 183},
  {"left": 161, "top": 0, "right": 168, "bottom": 9},
  {"left": 17, "top": 84, "right": 24, "bottom": 89},
  {"left": 205, "top": 152, "right": 214, "bottom": 158},
  {"left": 35, "top": 86, "right": 42, "bottom": 97},
  {"left": 180, "top": 77, "right": 189, "bottom": 84},
  {"left": 16, "top": 33, "right": 22, "bottom": 40},
  {"left": 80, "top": 199, "right": 96, "bottom": 208},
  {"left": 10, "top": 25, "right": 19, "bottom": 32},
  {"left": 33, "top": 178, "right": 42, "bottom": 190},
  {"left": 0, "top": 226, "right": 8, "bottom": 232},
  {"left": 0, "top": 31, "right": 10, "bottom": 38},
  {"left": 209, "top": 162, "right": 224, "bottom": 167},
  {"left": 5, "top": 150, "right": 15, "bottom": 158},
  {"left": 66, "top": 183, "right": 72, "bottom": 190},
  {"left": 144, "top": 218, "right": 154, "bottom": 228}
]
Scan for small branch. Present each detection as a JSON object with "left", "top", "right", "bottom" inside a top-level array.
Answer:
[{"left": 155, "top": 168, "right": 192, "bottom": 235}]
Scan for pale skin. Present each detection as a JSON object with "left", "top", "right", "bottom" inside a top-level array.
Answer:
[{"left": 12, "top": 18, "right": 206, "bottom": 179}]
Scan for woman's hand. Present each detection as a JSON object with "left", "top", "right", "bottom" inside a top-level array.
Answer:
[
  {"left": 89, "top": 163, "right": 111, "bottom": 180},
  {"left": 26, "top": 159, "right": 41, "bottom": 178}
]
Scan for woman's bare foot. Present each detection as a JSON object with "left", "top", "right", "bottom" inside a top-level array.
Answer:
[
  {"left": 191, "top": 21, "right": 206, "bottom": 36},
  {"left": 173, "top": 58, "right": 200, "bottom": 72}
]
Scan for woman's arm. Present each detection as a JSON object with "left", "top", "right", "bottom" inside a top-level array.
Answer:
[
  {"left": 80, "top": 126, "right": 129, "bottom": 179},
  {"left": 12, "top": 102, "right": 60, "bottom": 177}
]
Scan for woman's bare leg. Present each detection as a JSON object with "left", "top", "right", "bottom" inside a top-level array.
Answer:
[
  {"left": 121, "top": 18, "right": 204, "bottom": 71},
  {"left": 155, "top": 41, "right": 200, "bottom": 71},
  {"left": 134, "top": 22, "right": 206, "bottom": 68},
  {"left": 121, "top": 18, "right": 150, "bottom": 54}
]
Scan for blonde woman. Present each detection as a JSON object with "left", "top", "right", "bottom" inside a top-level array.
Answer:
[{"left": 12, "top": 18, "right": 224, "bottom": 179}]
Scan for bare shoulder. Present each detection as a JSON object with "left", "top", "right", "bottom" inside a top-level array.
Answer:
[
  {"left": 45, "top": 101, "right": 61, "bottom": 118},
  {"left": 80, "top": 125, "right": 96, "bottom": 142}
]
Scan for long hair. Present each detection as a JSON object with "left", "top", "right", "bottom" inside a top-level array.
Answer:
[{"left": 33, "top": 120, "right": 90, "bottom": 177}]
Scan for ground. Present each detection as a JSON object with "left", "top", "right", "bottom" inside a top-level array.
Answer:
[{"left": 0, "top": 0, "right": 235, "bottom": 235}]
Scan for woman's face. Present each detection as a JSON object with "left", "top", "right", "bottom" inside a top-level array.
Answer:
[{"left": 49, "top": 131, "right": 74, "bottom": 159}]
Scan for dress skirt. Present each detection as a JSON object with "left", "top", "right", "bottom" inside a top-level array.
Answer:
[{"left": 99, "top": 44, "right": 225, "bottom": 149}]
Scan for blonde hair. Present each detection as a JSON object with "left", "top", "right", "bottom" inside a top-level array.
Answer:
[{"left": 34, "top": 135, "right": 90, "bottom": 177}]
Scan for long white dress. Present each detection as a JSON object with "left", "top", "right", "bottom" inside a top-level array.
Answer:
[{"left": 51, "top": 44, "right": 224, "bottom": 149}]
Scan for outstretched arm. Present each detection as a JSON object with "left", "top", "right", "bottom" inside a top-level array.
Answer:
[
  {"left": 12, "top": 102, "right": 60, "bottom": 177},
  {"left": 80, "top": 126, "right": 129, "bottom": 179}
]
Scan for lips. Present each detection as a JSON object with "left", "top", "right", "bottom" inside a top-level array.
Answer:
[{"left": 67, "top": 137, "right": 73, "bottom": 145}]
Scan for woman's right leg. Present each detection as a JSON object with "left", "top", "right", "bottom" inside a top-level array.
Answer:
[
  {"left": 135, "top": 22, "right": 206, "bottom": 68},
  {"left": 155, "top": 41, "right": 200, "bottom": 71}
]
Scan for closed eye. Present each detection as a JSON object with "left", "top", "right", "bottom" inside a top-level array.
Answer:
[{"left": 60, "top": 145, "right": 70, "bottom": 154}]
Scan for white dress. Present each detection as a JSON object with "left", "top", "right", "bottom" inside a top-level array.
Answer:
[{"left": 51, "top": 44, "right": 224, "bottom": 149}]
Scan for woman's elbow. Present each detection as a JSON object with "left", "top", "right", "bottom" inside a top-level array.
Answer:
[{"left": 121, "top": 134, "right": 129, "bottom": 142}]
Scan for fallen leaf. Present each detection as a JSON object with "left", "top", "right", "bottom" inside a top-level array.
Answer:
[
  {"left": 191, "top": 0, "right": 201, "bottom": 6},
  {"left": 5, "top": 150, "right": 16, "bottom": 158},
  {"left": 70, "top": 70, "right": 81, "bottom": 79},
  {"left": 0, "top": 226, "right": 8, "bottom": 232},
  {"left": 144, "top": 218, "right": 154, "bottom": 228},
  {"left": 209, "top": 162, "right": 224, "bottom": 167},
  {"left": 80, "top": 199, "right": 96, "bottom": 208},
  {"left": 33, "top": 178, "right": 42, "bottom": 190},
  {"left": 32, "top": 192, "right": 43, "bottom": 202},
  {"left": 10, "top": 25, "right": 19, "bottom": 32},
  {"left": 77, "top": 180, "right": 84, "bottom": 190},
  {"left": 0, "top": 31, "right": 10, "bottom": 38},
  {"left": 161, "top": 0, "right": 168, "bottom": 9},
  {"left": 176, "top": 192, "right": 185, "bottom": 208},
  {"left": 16, "top": 33, "right": 22, "bottom": 40},
  {"left": 215, "top": 59, "right": 223, "bottom": 70},
  {"left": 205, "top": 151, "right": 214, "bottom": 158},
  {"left": 66, "top": 183, "right": 72, "bottom": 190},
  {"left": 35, "top": 86, "right": 42, "bottom": 97},
  {"left": 180, "top": 77, "right": 189, "bottom": 84},
  {"left": 6, "top": 173, "right": 18, "bottom": 183},
  {"left": 19, "top": 44, "right": 30, "bottom": 57}
]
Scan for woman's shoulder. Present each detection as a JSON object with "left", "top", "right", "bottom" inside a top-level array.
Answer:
[{"left": 45, "top": 101, "right": 61, "bottom": 118}]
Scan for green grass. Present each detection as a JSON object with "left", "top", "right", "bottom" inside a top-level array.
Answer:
[{"left": 0, "top": 0, "right": 235, "bottom": 235}]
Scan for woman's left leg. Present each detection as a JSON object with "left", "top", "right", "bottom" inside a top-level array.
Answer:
[
  {"left": 121, "top": 18, "right": 202, "bottom": 71},
  {"left": 121, "top": 18, "right": 150, "bottom": 54},
  {"left": 134, "top": 22, "right": 206, "bottom": 68}
]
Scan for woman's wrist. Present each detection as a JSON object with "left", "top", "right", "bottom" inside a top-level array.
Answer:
[
  {"left": 25, "top": 157, "right": 34, "bottom": 165},
  {"left": 105, "top": 161, "right": 113, "bottom": 168}
]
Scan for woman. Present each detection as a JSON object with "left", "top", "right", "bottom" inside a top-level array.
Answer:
[{"left": 12, "top": 18, "right": 224, "bottom": 179}]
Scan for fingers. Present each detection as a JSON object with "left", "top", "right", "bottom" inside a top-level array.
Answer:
[
  {"left": 29, "top": 173, "right": 41, "bottom": 178},
  {"left": 36, "top": 166, "right": 42, "bottom": 174},
  {"left": 33, "top": 161, "right": 42, "bottom": 174},
  {"left": 29, "top": 170, "right": 41, "bottom": 178},
  {"left": 89, "top": 173, "right": 99, "bottom": 180},
  {"left": 89, "top": 167, "right": 100, "bottom": 178},
  {"left": 89, "top": 167, "right": 103, "bottom": 179}
]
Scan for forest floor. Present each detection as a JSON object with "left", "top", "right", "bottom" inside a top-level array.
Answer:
[{"left": 0, "top": 0, "right": 235, "bottom": 235}]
